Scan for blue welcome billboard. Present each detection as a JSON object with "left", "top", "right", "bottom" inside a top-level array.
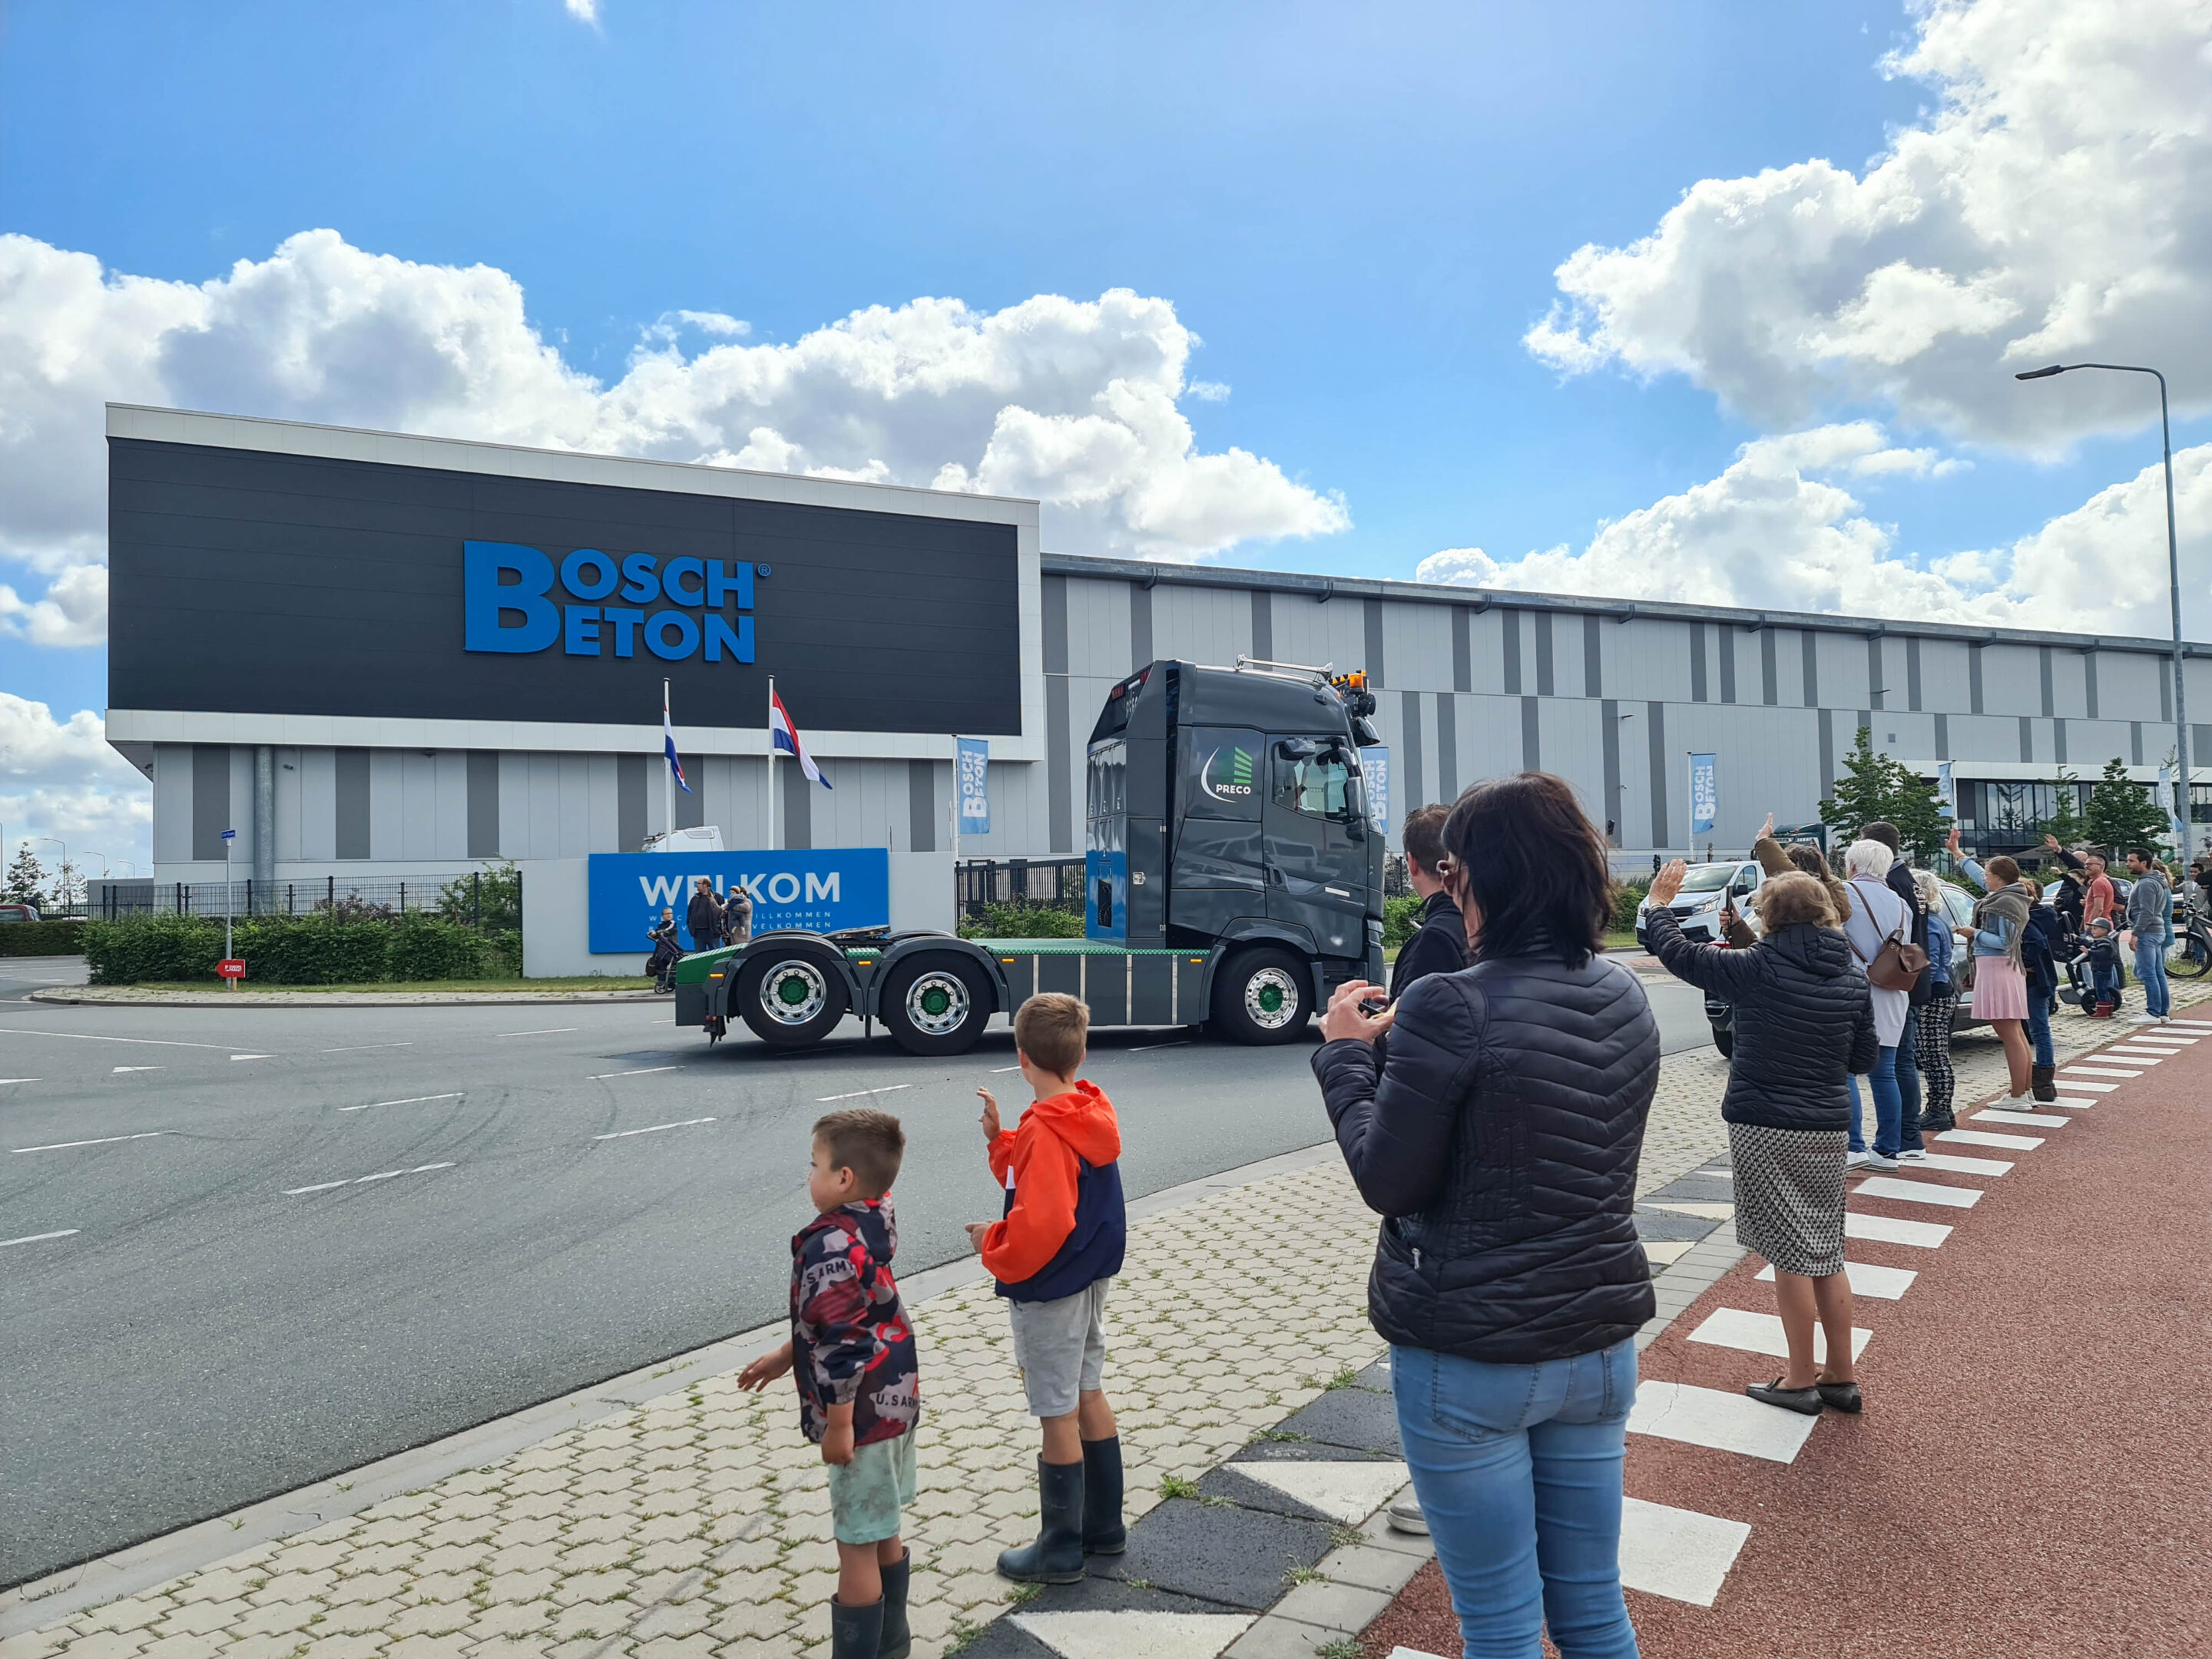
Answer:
[{"left": 588, "top": 848, "right": 889, "bottom": 953}]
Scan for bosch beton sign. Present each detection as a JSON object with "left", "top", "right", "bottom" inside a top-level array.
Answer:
[{"left": 464, "top": 541, "right": 758, "bottom": 664}]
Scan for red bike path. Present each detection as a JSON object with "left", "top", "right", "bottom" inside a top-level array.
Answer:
[{"left": 1361, "top": 1025, "right": 2212, "bottom": 1658}]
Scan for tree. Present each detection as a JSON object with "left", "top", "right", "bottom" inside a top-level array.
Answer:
[
  {"left": 2039, "top": 768, "right": 2090, "bottom": 849},
  {"left": 3, "top": 844, "right": 45, "bottom": 907},
  {"left": 2085, "top": 757, "right": 2168, "bottom": 855},
  {"left": 1817, "top": 727, "right": 1949, "bottom": 863},
  {"left": 1886, "top": 767, "right": 1952, "bottom": 866}
]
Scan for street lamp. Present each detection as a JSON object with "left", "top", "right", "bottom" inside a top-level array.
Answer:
[
  {"left": 2016, "top": 361, "right": 2192, "bottom": 853},
  {"left": 37, "top": 836, "right": 68, "bottom": 912}
]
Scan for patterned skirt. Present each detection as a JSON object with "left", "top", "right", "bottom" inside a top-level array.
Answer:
[{"left": 1729, "top": 1121, "right": 1847, "bottom": 1278}]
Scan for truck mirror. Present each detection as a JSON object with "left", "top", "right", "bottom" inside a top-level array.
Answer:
[{"left": 1346, "top": 816, "right": 1367, "bottom": 843}]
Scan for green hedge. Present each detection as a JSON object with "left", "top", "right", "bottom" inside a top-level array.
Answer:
[
  {"left": 0, "top": 919, "right": 86, "bottom": 956},
  {"left": 81, "top": 912, "right": 499, "bottom": 985},
  {"left": 958, "top": 900, "right": 1088, "bottom": 940},
  {"left": 1383, "top": 892, "right": 1424, "bottom": 949},
  {"left": 1611, "top": 878, "right": 1651, "bottom": 934}
]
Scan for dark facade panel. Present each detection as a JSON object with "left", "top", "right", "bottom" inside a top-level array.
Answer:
[
  {"left": 1363, "top": 598, "right": 1386, "bottom": 687},
  {"left": 1688, "top": 626, "right": 1707, "bottom": 704},
  {"left": 192, "top": 745, "right": 230, "bottom": 861},
  {"left": 1400, "top": 691, "right": 1424, "bottom": 811},
  {"left": 1042, "top": 575, "right": 1068, "bottom": 676},
  {"left": 108, "top": 439, "right": 1022, "bottom": 734},
  {"left": 1250, "top": 591, "right": 1273, "bottom": 664},
  {"left": 909, "top": 759, "right": 936, "bottom": 853},
  {"left": 1535, "top": 614, "right": 1555, "bottom": 697},
  {"left": 1450, "top": 606, "right": 1471, "bottom": 695},
  {"left": 466, "top": 751, "right": 501, "bottom": 857},
  {"left": 1435, "top": 694, "right": 1458, "bottom": 803},
  {"left": 335, "top": 748, "right": 371, "bottom": 859},
  {"left": 617, "top": 754, "right": 647, "bottom": 853},
  {"left": 1502, "top": 614, "right": 1522, "bottom": 694},
  {"left": 1583, "top": 614, "right": 1603, "bottom": 698}
]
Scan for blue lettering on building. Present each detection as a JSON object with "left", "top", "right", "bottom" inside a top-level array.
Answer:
[
  {"left": 464, "top": 541, "right": 757, "bottom": 664},
  {"left": 587, "top": 848, "right": 889, "bottom": 953}
]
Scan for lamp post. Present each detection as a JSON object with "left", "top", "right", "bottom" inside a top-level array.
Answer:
[
  {"left": 38, "top": 836, "right": 68, "bottom": 913},
  {"left": 2016, "top": 362, "right": 2192, "bottom": 854}
]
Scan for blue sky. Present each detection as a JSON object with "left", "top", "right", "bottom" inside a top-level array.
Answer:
[{"left": 5, "top": 0, "right": 2210, "bottom": 866}]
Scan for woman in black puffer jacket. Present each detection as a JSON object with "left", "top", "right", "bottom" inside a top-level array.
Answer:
[
  {"left": 1313, "top": 773, "right": 1657, "bottom": 1659},
  {"left": 1644, "top": 863, "right": 1876, "bottom": 1416}
]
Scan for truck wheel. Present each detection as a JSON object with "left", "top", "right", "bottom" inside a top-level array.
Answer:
[
  {"left": 880, "top": 957, "right": 993, "bottom": 1056},
  {"left": 1211, "top": 948, "right": 1314, "bottom": 1045},
  {"left": 736, "top": 952, "right": 850, "bottom": 1048}
]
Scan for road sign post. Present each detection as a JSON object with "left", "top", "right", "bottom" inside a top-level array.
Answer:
[{"left": 220, "top": 829, "right": 237, "bottom": 984}]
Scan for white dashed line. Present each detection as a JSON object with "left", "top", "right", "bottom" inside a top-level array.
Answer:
[
  {"left": 283, "top": 1162, "right": 455, "bottom": 1196},
  {"left": 1, "top": 1229, "right": 81, "bottom": 1248},
  {"left": 339, "top": 1093, "right": 465, "bottom": 1114},
  {"left": 501, "top": 1028, "right": 578, "bottom": 1037},
  {"left": 588, "top": 1066, "right": 679, "bottom": 1079},
  {"left": 816, "top": 1084, "right": 912, "bottom": 1102},
  {"left": 0, "top": 1078, "right": 39, "bottom": 1085},
  {"left": 1130, "top": 1039, "right": 1190, "bottom": 1052},
  {"left": 0, "top": 1028, "right": 230, "bottom": 1050},
  {"left": 988, "top": 1065, "right": 1022, "bottom": 1073},
  {"left": 112, "top": 1065, "right": 164, "bottom": 1074},
  {"left": 13, "top": 1131, "right": 170, "bottom": 1154},
  {"left": 592, "top": 1117, "right": 717, "bottom": 1141},
  {"left": 322, "top": 1043, "right": 412, "bottom": 1053}
]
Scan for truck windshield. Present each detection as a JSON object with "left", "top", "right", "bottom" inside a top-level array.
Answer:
[
  {"left": 1273, "top": 745, "right": 1352, "bottom": 819},
  {"left": 1677, "top": 864, "right": 1738, "bottom": 892}
]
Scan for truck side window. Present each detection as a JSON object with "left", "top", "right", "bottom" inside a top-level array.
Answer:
[{"left": 1273, "top": 743, "right": 1353, "bottom": 821}]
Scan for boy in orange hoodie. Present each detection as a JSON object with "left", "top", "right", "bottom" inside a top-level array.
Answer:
[{"left": 966, "top": 992, "right": 1127, "bottom": 1584}]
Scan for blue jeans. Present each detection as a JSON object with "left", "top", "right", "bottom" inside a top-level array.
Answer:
[
  {"left": 2025, "top": 993, "right": 2055, "bottom": 1068},
  {"left": 1893, "top": 1011, "right": 1923, "bottom": 1150},
  {"left": 2135, "top": 932, "right": 2171, "bottom": 1018},
  {"left": 1392, "top": 1340, "right": 1641, "bottom": 1659},
  {"left": 1846, "top": 1045, "right": 1902, "bottom": 1157}
]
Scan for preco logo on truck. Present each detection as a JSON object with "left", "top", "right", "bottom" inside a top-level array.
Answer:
[
  {"left": 1199, "top": 744, "right": 1256, "bottom": 802},
  {"left": 462, "top": 541, "right": 759, "bottom": 664}
]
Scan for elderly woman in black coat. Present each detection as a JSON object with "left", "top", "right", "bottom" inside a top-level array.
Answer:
[
  {"left": 1644, "top": 863, "right": 1877, "bottom": 1415},
  {"left": 1312, "top": 773, "right": 1657, "bottom": 1659}
]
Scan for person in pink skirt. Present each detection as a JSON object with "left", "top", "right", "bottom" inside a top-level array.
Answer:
[{"left": 1945, "top": 826, "right": 2035, "bottom": 1108}]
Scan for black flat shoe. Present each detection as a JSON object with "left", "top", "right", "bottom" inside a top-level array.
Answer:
[
  {"left": 1816, "top": 1379, "right": 1863, "bottom": 1413},
  {"left": 1746, "top": 1378, "right": 1823, "bottom": 1416}
]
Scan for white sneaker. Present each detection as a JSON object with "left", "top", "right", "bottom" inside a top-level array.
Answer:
[
  {"left": 1846, "top": 1150, "right": 1873, "bottom": 1169},
  {"left": 1386, "top": 1498, "right": 1428, "bottom": 1536},
  {"left": 1897, "top": 1148, "right": 1929, "bottom": 1162},
  {"left": 1996, "top": 1094, "right": 2036, "bottom": 1110},
  {"left": 1863, "top": 1153, "right": 1900, "bottom": 1171},
  {"left": 2128, "top": 1012, "right": 2160, "bottom": 1024}
]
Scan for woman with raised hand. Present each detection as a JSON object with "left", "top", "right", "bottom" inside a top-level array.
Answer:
[
  {"left": 1948, "top": 826, "right": 2037, "bottom": 1107},
  {"left": 1646, "top": 864, "right": 1876, "bottom": 1415},
  {"left": 1311, "top": 773, "right": 1657, "bottom": 1659}
]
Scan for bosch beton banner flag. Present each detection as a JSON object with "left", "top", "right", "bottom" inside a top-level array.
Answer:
[
  {"left": 588, "top": 849, "right": 889, "bottom": 953},
  {"left": 1688, "top": 753, "right": 1718, "bottom": 836},
  {"left": 956, "top": 738, "right": 990, "bottom": 835}
]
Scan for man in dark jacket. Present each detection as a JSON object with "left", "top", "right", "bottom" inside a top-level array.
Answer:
[
  {"left": 686, "top": 877, "right": 724, "bottom": 952},
  {"left": 1388, "top": 805, "right": 1468, "bottom": 1002}
]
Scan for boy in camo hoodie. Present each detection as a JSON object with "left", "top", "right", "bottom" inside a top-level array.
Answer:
[{"left": 739, "top": 1109, "right": 920, "bottom": 1659}]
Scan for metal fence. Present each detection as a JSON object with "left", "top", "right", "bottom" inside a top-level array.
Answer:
[
  {"left": 955, "top": 858, "right": 1088, "bottom": 922},
  {"left": 94, "top": 873, "right": 515, "bottom": 927}
]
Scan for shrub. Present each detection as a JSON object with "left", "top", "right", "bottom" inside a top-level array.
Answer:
[
  {"left": 82, "top": 912, "right": 223, "bottom": 984},
  {"left": 0, "top": 919, "right": 86, "bottom": 957},
  {"left": 1611, "top": 878, "right": 1650, "bottom": 935},
  {"left": 385, "top": 915, "right": 488, "bottom": 982},
  {"left": 1382, "top": 892, "right": 1425, "bottom": 949},
  {"left": 233, "top": 916, "right": 392, "bottom": 985},
  {"left": 482, "top": 928, "right": 524, "bottom": 979},
  {"left": 958, "top": 900, "right": 1087, "bottom": 940}
]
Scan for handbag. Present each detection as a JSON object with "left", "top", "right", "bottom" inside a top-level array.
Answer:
[{"left": 1846, "top": 879, "right": 1930, "bottom": 992}]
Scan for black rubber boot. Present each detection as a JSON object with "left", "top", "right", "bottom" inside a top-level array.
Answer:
[
  {"left": 2031, "top": 1064, "right": 2056, "bottom": 1102},
  {"left": 830, "top": 1596, "right": 884, "bottom": 1659},
  {"left": 1081, "top": 1435, "right": 1127, "bottom": 1555},
  {"left": 877, "top": 1552, "right": 912, "bottom": 1659},
  {"left": 997, "top": 1458, "right": 1086, "bottom": 1584}
]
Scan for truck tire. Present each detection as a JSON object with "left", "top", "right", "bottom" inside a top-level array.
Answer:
[
  {"left": 1211, "top": 947, "right": 1314, "bottom": 1045},
  {"left": 880, "top": 956, "right": 994, "bottom": 1056},
  {"left": 735, "top": 950, "right": 850, "bottom": 1048}
]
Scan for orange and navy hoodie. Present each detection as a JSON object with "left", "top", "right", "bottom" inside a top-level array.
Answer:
[{"left": 979, "top": 1081, "right": 1126, "bottom": 1303}]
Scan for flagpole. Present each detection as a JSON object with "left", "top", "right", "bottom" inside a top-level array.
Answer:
[
  {"left": 662, "top": 680, "right": 674, "bottom": 846},
  {"left": 767, "top": 675, "right": 778, "bottom": 853}
]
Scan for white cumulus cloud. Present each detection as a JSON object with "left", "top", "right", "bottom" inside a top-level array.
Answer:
[
  {"left": 0, "top": 694, "right": 154, "bottom": 884},
  {"left": 1418, "top": 424, "right": 2212, "bottom": 638},
  {"left": 1525, "top": 0, "right": 2212, "bottom": 447},
  {"left": 0, "top": 228, "right": 1349, "bottom": 650}
]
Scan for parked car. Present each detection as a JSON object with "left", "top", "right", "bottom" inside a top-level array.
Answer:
[
  {"left": 1634, "top": 860, "right": 1763, "bottom": 949},
  {"left": 0, "top": 902, "right": 42, "bottom": 923}
]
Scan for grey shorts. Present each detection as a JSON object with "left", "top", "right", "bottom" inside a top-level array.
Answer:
[
  {"left": 826, "top": 1430, "right": 917, "bottom": 1545},
  {"left": 1007, "top": 1279, "right": 1111, "bottom": 1417}
]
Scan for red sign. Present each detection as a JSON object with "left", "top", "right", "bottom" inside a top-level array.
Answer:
[{"left": 217, "top": 959, "right": 247, "bottom": 980}]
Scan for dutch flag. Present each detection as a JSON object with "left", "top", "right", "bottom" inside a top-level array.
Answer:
[
  {"left": 663, "top": 697, "right": 690, "bottom": 793},
  {"left": 770, "top": 686, "right": 832, "bottom": 790}
]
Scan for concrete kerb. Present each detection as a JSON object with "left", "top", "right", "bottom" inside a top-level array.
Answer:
[{"left": 28, "top": 985, "right": 661, "bottom": 1007}]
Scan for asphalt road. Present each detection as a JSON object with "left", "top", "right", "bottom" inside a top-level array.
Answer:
[{"left": 0, "top": 962, "right": 1712, "bottom": 1587}]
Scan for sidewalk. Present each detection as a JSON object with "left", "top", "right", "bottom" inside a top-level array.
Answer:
[{"left": 1360, "top": 990, "right": 2212, "bottom": 1659}]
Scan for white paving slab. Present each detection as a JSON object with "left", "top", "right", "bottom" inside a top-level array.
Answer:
[
  {"left": 1228, "top": 1459, "right": 1412, "bottom": 1524},
  {"left": 1977, "top": 1108, "right": 2069, "bottom": 1127},
  {"left": 2048, "top": 1078, "right": 2118, "bottom": 1091},
  {"left": 1941, "top": 1128, "right": 2044, "bottom": 1149},
  {"left": 2046, "top": 1096, "right": 2099, "bottom": 1110},
  {"left": 1642, "top": 1239, "right": 1697, "bottom": 1267},
  {"left": 1758, "top": 1259, "right": 1917, "bottom": 1299},
  {"left": 1855, "top": 1175, "right": 1982, "bottom": 1209},
  {"left": 1618, "top": 1495, "right": 1752, "bottom": 1608},
  {"left": 1012, "top": 1611, "right": 1256, "bottom": 1659},
  {"left": 1687, "top": 1306, "right": 1871, "bottom": 1363},
  {"left": 2061, "top": 1066, "right": 2141, "bottom": 1079},
  {"left": 2098, "top": 1049, "right": 2167, "bottom": 1062},
  {"left": 1846, "top": 1211, "right": 1953, "bottom": 1247},
  {"left": 1628, "top": 1379, "right": 1818, "bottom": 1463},
  {"left": 1642, "top": 1200, "right": 1736, "bottom": 1220},
  {"left": 1911, "top": 1151, "right": 2013, "bottom": 1176},
  {"left": 1386, "top": 1651, "right": 1449, "bottom": 1659},
  {"left": 2164, "top": 1018, "right": 2212, "bottom": 1028}
]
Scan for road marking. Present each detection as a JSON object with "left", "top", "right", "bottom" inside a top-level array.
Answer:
[
  {"left": 1844, "top": 1211, "right": 1952, "bottom": 1247},
  {"left": 588, "top": 1066, "right": 679, "bottom": 1079},
  {"left": 2052, "top": 1075, "right": 2121, "bottom": 1089},
  {"left": 339, "top": 1093, "right": 465, "bottom": 1114},
  {"left": 283, "top": 1162, "right": 454, "bottom": 1196},
  {"left": 1977, "top": 1108, "right": 2068, "bottom": 1127},
  {"left": 1757, "top": 1260, "right": 1917, "bottom": 1299},
  {"left": 1130, "top": 1039, "right": 1190, "bottom": 1052},
  {"left": 988, "top": 1065, "right": 1022, "bottom": 1073},
  {"left": 1618, "top": 1495, "right": 1750, "bottom": 1608},
  {"left": 592, "top": 1117, "right": 717, "bottom": 1141},
  {"left": 1689, "top": 1306, "right": 1870, "bottom": 1363},
  {"left": 111, "top": 1065, "right": 164, "bottom": 1074},
  {"left": 1221, "top": 1459, "right": 1412, "bottom": 1522},
  {"left": 1628, "top": 1379, "right": 1818, "bottom": 1463},
  {"left": 1940, "top": 1128, "right": 2044, "bottom": 1149},
  {"left": 13, "top": 1131, "right": 170, "bottom": 1154},
  {"left": 816, "top": 1084, "right": 912, "bottom": 1102},
  {"left": 2061, "top": 1065, "right": 2140, "bottom": 1079},
  {"left": 1, "top": 1229, "right": 81, "bottom": 1248},
  {"left": 321, "top": 1042, "right": 413, "bottom": 1053},
  {"left": 1856, "top": 1174, "right": 1982, "bottom": 1209},
  {"left": 0, "top": 1027, "right": 230, "bottom": 1050},
  {"left": 0, "top": 1078, "right": 39, "bottom": 1084},
  {"left": 1912, "top": 1151, "right": 2013, "bottom": 1176},
  {"left": 502, "top": 1028, "right": 579, "bottom": 1037}
]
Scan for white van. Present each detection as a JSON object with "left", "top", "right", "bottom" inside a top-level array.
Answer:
[{"left": 1634, "top": 860, "right": 1763, "bottom": 947}]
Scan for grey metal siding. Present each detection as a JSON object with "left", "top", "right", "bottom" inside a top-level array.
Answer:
[
  {"left": 1251, "top": 590, "right": 1273, "bottom": 663},
  {"left": 909, "top": 759, "right": 936, "bottom": 852},
  {"left": 1502, "top": 612, "right": 1522, "bottom": 694},
  {"left": 1760, "top": 631, "right": 1778, "bottom": 706},
  {"left": 466, "top": 751, "right": 500, "bottom": 857},
  {"left": 1645, "top": 701, "right": 1668, "bottom": 847},
  {"left": 1452, "top": 606, "right": 1472, "bottom": 694},
  {"left": 1363, "top": 598, "right": 1386, "bottom": 687},
  {"left": 1436, "top": 694, "right": 1458, "bottom": 804},
  {"left": 616, "top": 753, "right": 646, "bottom": 853},
  {"left": 1535, "top": 614, "right": 1555, "bottom": 696},
  {"left": 1042, "top": 575, "right": 1068, "bottom": 675},
  {"left": 1400, "top": 691, "right": 1425, "bottom": 812},
  {"left": 335, "top": 748, "right": 371, "bottom": 859},
  {"left": 1584, "top": 615, "right": 1604, "bottom": 697},
  {"left": 1601, "top": 699, "right": 1622, "bottom": 843},
  {"left": 1048, "top": 674, "right": 1073, "bottom": 854},
  {"left": 191, "top": 744, "right": 230, "bottom": 860},
  {"left": 1521, "top": 695, "right": 1541, "bottom": 770}
]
